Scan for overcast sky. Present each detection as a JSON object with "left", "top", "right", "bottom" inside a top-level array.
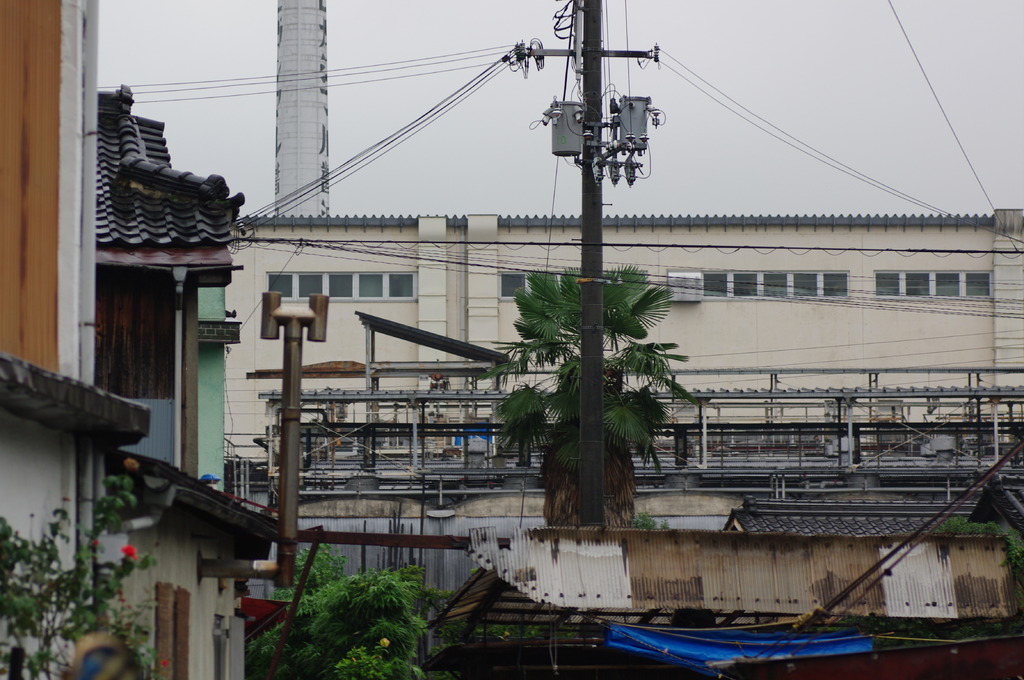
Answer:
[{"left": 97, "top": 1, "right": 1023, "bottom": 220}]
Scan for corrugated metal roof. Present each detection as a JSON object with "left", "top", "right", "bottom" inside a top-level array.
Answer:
[
  {"left": 466, "top": 527, "right": 1015, "bottom": 619},
  {"left": 239, "top": 213, "right": 996, "bottom": 231},
  {"left": 356, "top": 311, "right": 507, "bottom": 363}
]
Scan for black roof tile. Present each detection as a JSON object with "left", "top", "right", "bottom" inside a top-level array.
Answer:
[
  {"left": 96, "top": 86, "right": 244, "bottom": 248},
  {"left": 970, "top": 478, "right": 1024, "bottom": 532},
  {"left": 730, "top": 497, "right": 973, "bottom": 537}
]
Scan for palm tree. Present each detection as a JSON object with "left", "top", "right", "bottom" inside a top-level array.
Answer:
[{"left": 485, "top": 266, "right": 694, "bottom": 527}]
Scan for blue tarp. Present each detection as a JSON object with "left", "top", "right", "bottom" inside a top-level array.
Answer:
[{"left": 604, "top": 624, "right": 873, "bottom": 677}]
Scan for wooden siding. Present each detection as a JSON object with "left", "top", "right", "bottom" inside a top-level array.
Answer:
[
  {"left": 95, "top": 267, "right": 176, "bottom": 398},
  {"left": 0, "top": 1, "right": 61, "bottom": 370}
]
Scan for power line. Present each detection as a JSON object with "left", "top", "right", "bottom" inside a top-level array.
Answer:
[
  {"left": 134, "top": 60, "right": 502, "bottom": 105},
  {"left": 239, "top": 56, "right": 510, "bottom": 220},
  {"left": 233, "top": 235, "right": 1024, "bottom": 258},
  {"left": 657, "top": 49, "right": 1018, "bottom": 246},
  {"left": 886, "top": 0, "right": 995, "bottom": 212},
  {"left": 100, "top": 45, "right": 510, "bottom": 91}
]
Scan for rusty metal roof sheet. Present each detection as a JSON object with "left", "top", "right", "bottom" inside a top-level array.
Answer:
[{"left": 466, "top": 527, "right": 1014, "bottom": 620}]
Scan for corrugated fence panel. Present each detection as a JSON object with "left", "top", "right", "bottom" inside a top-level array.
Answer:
[
  {"left": 883, "top": 542, "right": 957, "bottom": 618},
  {"left": 468, "top": 529, "right": 1016, "bottom": 619},
  {"left": 948, "top": 535, "right": 1016, "bottom": 618}
]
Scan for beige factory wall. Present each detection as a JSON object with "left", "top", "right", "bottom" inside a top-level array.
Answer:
[{"left": 225, "top": 213, "right": 1024, "bottom": 458}]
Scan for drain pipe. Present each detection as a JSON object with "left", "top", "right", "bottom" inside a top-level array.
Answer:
[
  {"left": 172, "top": 266, "right": 187, "bottom": 469},
  {"left": 261, "top": 292, "right": 328, "bottom": 587},
  {"left": 79, "top": 0, "right": 99, "bottom": 383}
]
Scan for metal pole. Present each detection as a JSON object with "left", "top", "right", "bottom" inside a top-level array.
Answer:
[
  {"left": 411, "top": 399, "right": 419, "bottom": 470},
  {"left": 993, "top": 399, "right": 1000, "bottom": 464},
  {"left": 700, "top": 402, "right": 708, "bottom": 468},
  {"left": 578, "top": 0, "right": 605, "bottom": 527}
]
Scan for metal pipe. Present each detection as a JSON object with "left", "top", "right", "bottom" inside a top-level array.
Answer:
[
  {"left": 700, "top": 402, "right": 708, "bottom": 468},
  {"left": 847, "top": 399, "right": 855, "bottom": 468},
  {"left": 277, "top": 317, "right": 303, "bottom": 586},
  {"left": 993, "top": 400, "right": 1000, "bottom": 464},
  {"left": 261, "top": 292, "right": 328, "bottom": 587},
  {"left": 411, "top": 399, "right": 419, "bottom": 470},
  {"left": 200, "top": 559, "right": 279, "bottom": 580},
  {"left": 172, "top": 266, "right": 187, "bottom": 469},
  {"left": 296, "top": 485, "right": 964, "bottom": 498},
  {"left": 79, "top": 0, "right": 99, "bottom": 383}
]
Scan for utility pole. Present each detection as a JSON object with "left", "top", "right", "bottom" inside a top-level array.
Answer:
[
  {"left": 578, "top": 0, "right": 605, "bottom": 526},
  {"left": 518, "top": 7, "right": 660, "bottom": 527}
]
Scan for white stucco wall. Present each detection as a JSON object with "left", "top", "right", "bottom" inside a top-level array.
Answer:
[{"left": 0, "top": 409, "right": 77, "bottom": 542}]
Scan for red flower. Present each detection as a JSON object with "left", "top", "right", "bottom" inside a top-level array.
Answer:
[
  {"left": 161, "top": 660, "right": 170, "bottom": 667},
  {"left": 120, "top": 544, "right": 138, "bottom": 560}
]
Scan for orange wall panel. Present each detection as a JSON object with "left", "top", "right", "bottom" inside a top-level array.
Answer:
[{"left": 0, "top": 1, "right": 62, "bottom": 371}]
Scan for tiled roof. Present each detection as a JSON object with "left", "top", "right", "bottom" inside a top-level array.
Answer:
[
  {"left": 729, "top": 497, "right": 971, "bottom": 537},
  {"left": 96, "top": 86, "right": 245, "bottom": 248},
  {"left": 971, "top": 478, "right": 1024, "bottom": 532}
]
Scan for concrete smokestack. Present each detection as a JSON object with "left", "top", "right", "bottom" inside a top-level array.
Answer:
[{"left": 276, "top": 0, "right": 329, "bottom": 217}]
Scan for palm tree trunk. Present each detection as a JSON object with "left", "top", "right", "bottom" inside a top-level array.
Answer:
[{"left": 541, "top": 448, "right": 635, "bottom": 527}]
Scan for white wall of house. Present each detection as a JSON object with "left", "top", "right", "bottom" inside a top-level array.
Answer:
[
  {"left": 0, "top": 409, "right": 76, "bottom": 542},
  {"left": 224, "top": 212, "right": 1024, "bottom": 455}
]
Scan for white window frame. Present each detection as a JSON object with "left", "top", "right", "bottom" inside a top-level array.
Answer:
[
  {"left": 266, "top": 272, "right": 418, "bottom": 301},
  {"left": 499, "top": 272, "right": 528, "bottom": 299},
  {"left": 700, "top": 271, "right": 849, "bottom": 298},
  {"left": 874, "top": 271, "right": 991, "bottom": 297}
]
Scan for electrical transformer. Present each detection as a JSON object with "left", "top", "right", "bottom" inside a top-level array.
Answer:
[
  {"left": 617, "top": 96, "right": 652, "bottom": 151},
  {"left": 550, "top": 101, "right": 585, "bottom": 156}
]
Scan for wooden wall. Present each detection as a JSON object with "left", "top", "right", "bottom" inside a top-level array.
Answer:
[
  {"left": 95, "top": 267, "right": 176, "bottom": 398},
  {"left": 0, "top": 1, "right": 62, "bottom": 370}
]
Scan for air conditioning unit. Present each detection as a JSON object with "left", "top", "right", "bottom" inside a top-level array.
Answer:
[{"left": 667, "top": 272, "right": 702, "bottom": 302}]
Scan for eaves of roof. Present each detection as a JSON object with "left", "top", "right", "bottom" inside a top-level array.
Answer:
[
  {"left": 0, "top": 352, "right": 148, "bottom": 444},
  {"left": 108, "top": 451, "right": 276, "bottom": 559}
]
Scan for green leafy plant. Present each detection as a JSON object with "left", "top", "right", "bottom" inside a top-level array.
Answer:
[
  {"left": 0, "top": 474, "right": 156, "bottom": 679},
  {"left": 632, "top": 512, "right": 670, "bottom": 530},
  {"left": 334, "top": 642, "right": 424, "bottom": 680},
  {"left": 246, "top": 552, "right": 433, "bottom": 680}
]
